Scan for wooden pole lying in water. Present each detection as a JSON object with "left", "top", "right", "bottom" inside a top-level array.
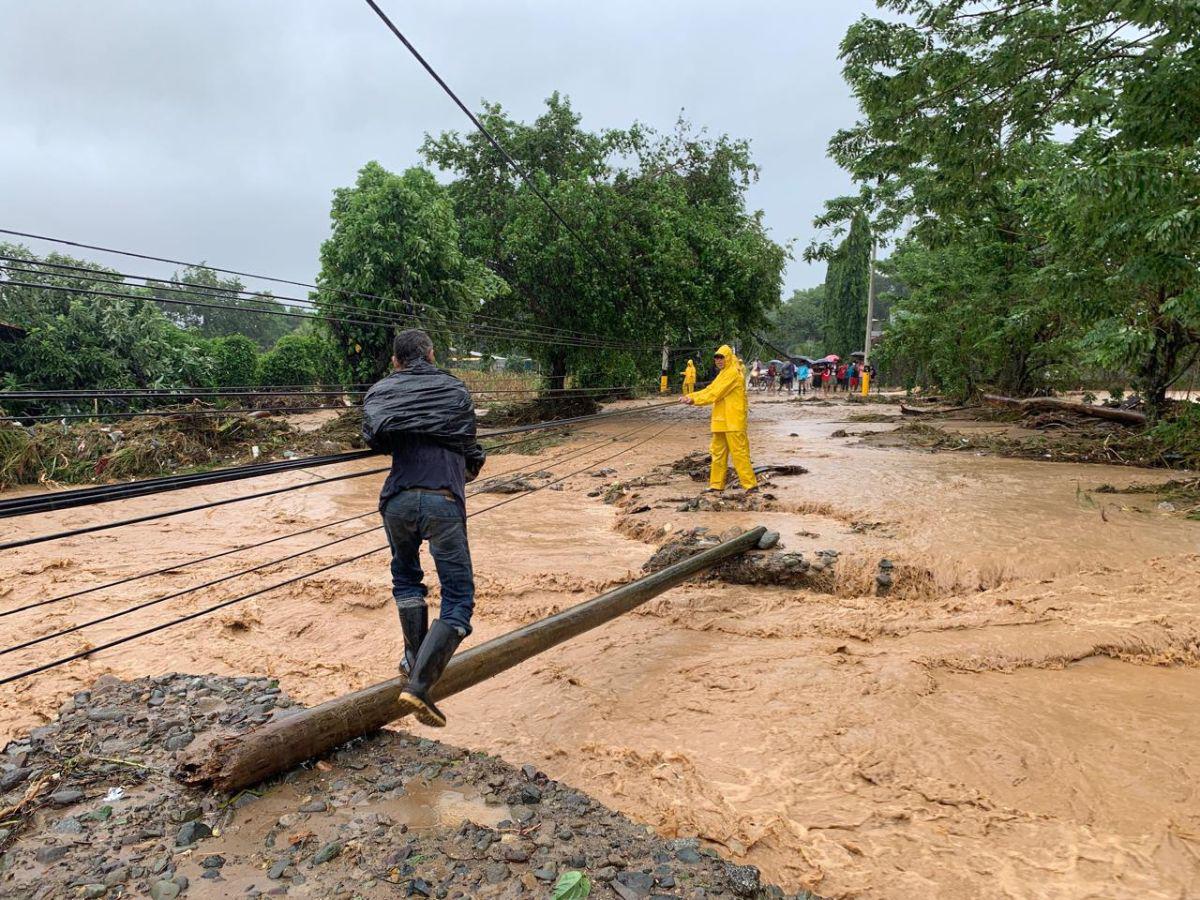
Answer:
[{"left": 178, "top": 526, "right": 767, "bottom": 792}]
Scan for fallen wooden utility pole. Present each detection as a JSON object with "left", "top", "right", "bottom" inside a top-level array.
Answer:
[
  {"left": 982, "top": 394, "right": 1147, "bottom": 426},
  {"left": 178, "top": 525, "right": 767, "bottom": 792}
]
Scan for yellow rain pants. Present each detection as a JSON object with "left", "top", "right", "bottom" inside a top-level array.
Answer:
[{"left": 709, "top": 431, "right": 757, "bottom": 490}]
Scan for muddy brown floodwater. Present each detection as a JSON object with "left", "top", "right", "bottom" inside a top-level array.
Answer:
[{"left": 2, "top": 398, "right": 1198, "bottom": 898}]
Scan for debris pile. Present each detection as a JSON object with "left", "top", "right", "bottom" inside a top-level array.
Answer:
[
  {"left": 643, "top": 528, "right": 838, "bottom": 588},
  {"left": 666, "top": 453, "right": 808, "bottom": 483},
  {"left": 0, "top": 409, "right": 364, "bottom": 489},
  {"left": 478, "top": 471, "right": 552, "bottom": 494},
  {"left": 479, "top": 394, "right": 601, "bottom": 427},
  {"left": 676, "top": 491, "right": 779, "bottom": 513},
  {"left": 0, "top": 674, "right": 811, "bottom": 899}
]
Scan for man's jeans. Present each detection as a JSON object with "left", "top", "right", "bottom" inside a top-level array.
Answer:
[{"left": 381, "top": 489, "right": 474, "bottom": 637}]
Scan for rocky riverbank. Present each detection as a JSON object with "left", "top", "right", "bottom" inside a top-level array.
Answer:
[{"left": 0, "top": 673, "right": 812, "bottom": 899}]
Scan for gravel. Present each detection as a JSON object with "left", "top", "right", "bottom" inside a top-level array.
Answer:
[{"left": 0, "top": 672, "right": 820, "bottom": 899}]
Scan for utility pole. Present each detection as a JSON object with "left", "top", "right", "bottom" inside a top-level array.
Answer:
[
  {"left": 660, "top": 339, "right": 669, "bottom": 393},
  {"left": 863, "top": 238, "right": 876, "bottom": 364},
  {"left": 862, "top": 237, "right": 877, "bottom": 396}
]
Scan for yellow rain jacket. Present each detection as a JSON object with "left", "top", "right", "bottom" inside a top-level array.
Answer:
[
  {"left": 681, "top": 359, "right": 697, "bottom": 393},
  {"left": 688, "top": 345, "right": 748, "bottom": 432}
]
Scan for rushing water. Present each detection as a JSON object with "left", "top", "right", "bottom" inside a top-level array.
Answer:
[{"left": 2, "top": 398, "right": 1197, "bottom": 898}]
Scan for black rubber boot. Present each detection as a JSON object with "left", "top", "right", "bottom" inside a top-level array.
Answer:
[
  {"left": 397, "top": 619, "right": 463, "bottom": 727},
  {"left": 397, "top": 604, "right": 428, "bottom": 676}
]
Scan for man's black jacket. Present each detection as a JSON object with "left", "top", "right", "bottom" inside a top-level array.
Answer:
[{"left": 361, "top": 360, "right": 486, "bottom": 481}]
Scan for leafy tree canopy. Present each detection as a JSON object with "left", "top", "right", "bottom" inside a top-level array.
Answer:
[
  {"left": 156, "top": 266, "right": 298, "bottom": 349},
  {"left": 315, "top": 162, "right": 506, "bottom": 383},
  {"left": 811, "top": 0, "right": 1200, "bottom": 416},
  {"left": 421, "top": 94, "right": 788, "bottom": 386}
]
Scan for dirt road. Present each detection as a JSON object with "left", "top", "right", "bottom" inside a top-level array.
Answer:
[{"left": 2, "top": 398, "right": 1198, "bottom": 898}]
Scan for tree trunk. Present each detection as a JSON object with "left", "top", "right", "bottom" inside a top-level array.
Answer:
[
  {"left": 982, "top": 394, "right": 1146, "bottom": 425},
  {"left": 547, "top": 348, "right": 568, "bottom": 393},
  {"left": 1138, "top": 294, "right": 1186, "bottom": 422}
]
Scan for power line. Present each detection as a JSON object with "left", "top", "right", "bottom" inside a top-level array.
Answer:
[
  {"left": 0, "top": 400, "right": 676, "bottom": 548},
  {"left": 0, "top": 405, "right": 354, "bottom": 424},
  {"left": 0, "top": 385, "right": 626, "bottom": 402},
  {"left": 0, "top": 449, "right": 375, "bottom": 519},
  {"left": 0, "top": 419, "right": 604, "bottom": 618},
  {"left": 359, "top": 1, "right": 614, "bottom": 277},
  {"left": 0, "top": 272, "right": 654, "bottom": 353},
  {"left": 0, "top": 418, "right": 657, "bottom": 649},
  {"left": 0, "top": 416, "right": 679, "bottom": 685},
  {"left": 0, "top": 230, "right": 654, "bottom": 348},
  {"left": 1, "top": 256, "right": 640, "bottom": 350}
]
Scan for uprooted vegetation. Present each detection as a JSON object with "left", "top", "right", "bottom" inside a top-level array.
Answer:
[
  {"left": 0, "top": 409, "right": 365, "bottom": 488},
  {"left": 863, "top": 402, "right": 1200, "bottom": 470},
  {"left": 477, "top": 394, "right": 601, "bottom": 427},
  {"left": 1093, "top": 478, "right": 1200, "bottom": 520}
]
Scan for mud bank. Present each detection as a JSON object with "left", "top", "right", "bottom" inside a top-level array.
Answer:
[
  {"left": 2, "top": 399, "right": 1199, "bottom": 898},
  {"left": 0, "top": 673, "right": 806, "bottom": 899}
]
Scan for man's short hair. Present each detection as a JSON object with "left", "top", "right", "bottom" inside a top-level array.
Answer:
[{"left": 393, "top": 329, "right": 434, "bottom": 365}]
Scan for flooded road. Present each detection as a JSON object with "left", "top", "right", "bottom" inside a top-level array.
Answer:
[{"left": 2, "top": 398, "right": 1198, "bottom": 898}]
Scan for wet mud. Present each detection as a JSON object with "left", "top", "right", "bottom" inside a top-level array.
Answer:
[{"left": 2, "top": 398, "right": 1199, "bottom": 898}]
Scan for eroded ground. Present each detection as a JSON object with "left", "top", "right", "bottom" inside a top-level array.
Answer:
[{"left": 2, "top": 398, "right": 1198, "bottom": 898}]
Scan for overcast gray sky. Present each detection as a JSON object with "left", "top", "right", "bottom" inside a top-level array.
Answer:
[{"left": 1, "top": 1, "right": 875, "bottom": 298}]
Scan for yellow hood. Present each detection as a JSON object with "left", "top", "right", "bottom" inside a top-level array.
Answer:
[{"left": 716, "top": 344, "right": 743, "bottom": 377}]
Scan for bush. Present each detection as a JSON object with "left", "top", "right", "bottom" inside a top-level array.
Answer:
[
  {"left": 211, "top": 335, "right": 260, "bottom": 387},
  {"left": 256, "top": 333, "right": 344, "bottom": 387}
]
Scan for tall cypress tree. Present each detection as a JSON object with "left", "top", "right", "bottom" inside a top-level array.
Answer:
[{"left": 821, "top": 212, "right": 871, "bottom": 356}]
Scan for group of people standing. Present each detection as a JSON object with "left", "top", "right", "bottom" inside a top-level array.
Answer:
[
  {"left": 805, "top": 360, "right": 873, "bottom": 396},
  {"left": 746, "top": 358, "right": 875, "bottom": 395}
]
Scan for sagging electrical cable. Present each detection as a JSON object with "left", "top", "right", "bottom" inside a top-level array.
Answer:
[
  {"left": 0, "top": 424, "right": 587, "bottom": 618},
  {"left": 0, "top": 254, "right": 664, "bottom": 353},
  {"left": 0, "top": 400, "right": 675, "bottom": 521},
  {"left": 0, "top": 232, "right": 641, "bottom": 347},
  {"left": 0, "top": 418, "right": 660, "bottom": 651},
  {"left": 0, "top": 449, "right": 376, "bottom": 518},
  {"left": 358, "top": 0, "right": 618, "bottom": 287},
  {"left": 0, "top": 385, "right": 645, "bottom": 420},
  {"left": 0, "top": 256, "right": 645, "bottom": 352},
  {"left": 0, "top": 401, "right": 677, "bottom": 547},
  {"left": 0, "top": 416, "right": 680, "bottom": 685},
  {"left": 0, "top": 276, "right": 653, "bottom": 354},
  {"left": 0, "top": 385, "right": 627, "bottom": 402},
  {"left": 0, "top": 405, "right": 356, "bottom": 424}
]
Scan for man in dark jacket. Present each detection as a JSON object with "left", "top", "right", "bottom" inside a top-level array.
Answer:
[{"left": 362, "top": 329, "right": 485, "bottom": 728}]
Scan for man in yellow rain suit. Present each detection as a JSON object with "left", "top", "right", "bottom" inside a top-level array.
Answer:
[
  {"left": 681, "top": 344, "right": 757, "bottom": 492},
  {"left": 680, "top": 359, "right": 697, "bottom": 396}
]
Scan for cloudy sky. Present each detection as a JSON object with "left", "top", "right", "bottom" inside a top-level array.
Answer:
[{"left": 1, "top": 1, "right": 876, "bottom": 297}]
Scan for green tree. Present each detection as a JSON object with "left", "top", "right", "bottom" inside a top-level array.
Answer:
[
  {"left": 154, "top": 266, "right": 298, "bottom": 348},
  {"left": 813, "top": 1, "right": 1199, "bottom": 416},
  {"left": 315, "top": 163, "right": 505, "bottom": 383},
  {"left": 256, "top": 332, "right": 343, "bottom": 387},
  {"left": 422, "top": 96, "right": 786, "bottom": 387},
  {"left": 821, "top": 213, "right": 871, "bottom": 358},
  {"left": 766, "top": 286, "right": 825, "bottom": 357}
]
